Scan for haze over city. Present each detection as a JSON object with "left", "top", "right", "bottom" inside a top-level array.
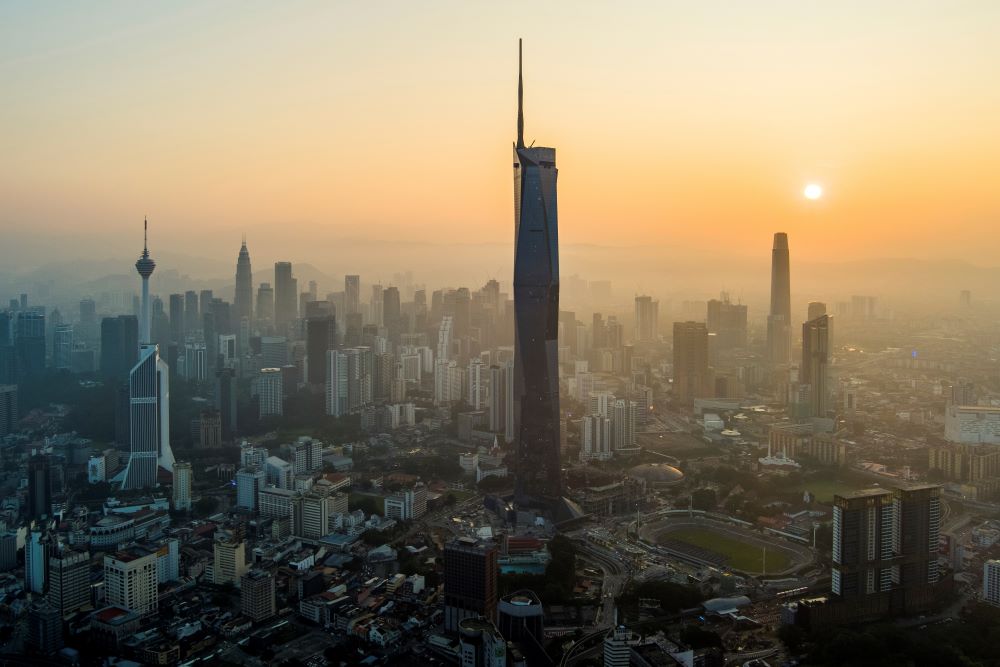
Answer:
[{"left": 2, "top": 3, "right": 1000, "bottom": 666}]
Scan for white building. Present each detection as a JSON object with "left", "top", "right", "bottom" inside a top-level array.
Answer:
[
  {"left": 985, "top": 560, "right": 1000, "bottom": 606},
  {"left": 945, "top": 405, "right": 1000, "bottom": 444},
  {"left": 104, "top": 548, "right": 159, "bottom": 617},
  {"left": 612, "top": 399, "right": 639, "bottom": 454},
  {"left": 172, "top": 462, "right": 192, "bottom": 511},
  {"left": 581, "top": 414, "right": 612, "bottom": 462},
  {"left": 459, "top": 452, "right": 479, "bottom": 476},
  {"left": 265, "top": 456, "right": 293, "bottom": 489},
  {"left": 467, "top": 359, "right": 485, "bottom": 410},
  {"left": 213, "top": 535, "right": 248, "bottom": 587},
  {"left": 384, "top": 485, "right": 427, "bottom": 521},
  {"left": 259, "top": 486, "right": 298, "bottom": 522},
  {"left": 437, "top": 316, "right": 453, "bottom": 362},
  {"left": 434, "top": 359, "right": 464, "bottom": 405},
  {"left": 325, "top": 350, "right": 348, "bottom": 417}
]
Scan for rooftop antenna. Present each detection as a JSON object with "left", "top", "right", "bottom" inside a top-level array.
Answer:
[
  {"left": 516, "top": 38, "right": 524, "bottom": 149},
  {"left": 143, "top": 217, "right": 149, "bottom": 257}
]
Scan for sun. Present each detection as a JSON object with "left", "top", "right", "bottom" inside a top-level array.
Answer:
[{"left": 804, "top": 183, "right": 823, "bottom": 200}]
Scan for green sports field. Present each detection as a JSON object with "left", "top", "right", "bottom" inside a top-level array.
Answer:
[{"left": 664, "top": 527, "right": 792, "bottom": 573}]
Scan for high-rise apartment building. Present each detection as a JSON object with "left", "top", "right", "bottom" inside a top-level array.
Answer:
[
  {"left": 0, "top": 384, "right": 16, "bottom": 437},
  {"left": 581, "top": 414, "right": 612, "bottom": 462},
  {"left": 467, "top": 359, "right": 485, "bottom": 410},
  {"left": 257, "top": 368, "right": 283, "bottom": 417},
  {"left": 53, "top": 324, "right": 73, "bottom": 370},
  {"left": 801, "top": 314, "right": 830, "bottom": 417},
  {"left": 634, "top": 295, "right": 659, "bottom": 343},
  {"left": 172, "top": 461, "right": 192, "bottom": 511},
  {"left": 235, "top": 467, "right": 265, "bottom": 511},
  {"left": 983, "top": 560, "right": 1000, "bottom": 606},
  {"left": 444, "top": 536, "right": 498, "bottom": 632},
  {"left": 673, "top": 321, "right": 711, "bottom": 404},
  {"left": 767, "top": 232, "right": 792, "bottom": 366}
]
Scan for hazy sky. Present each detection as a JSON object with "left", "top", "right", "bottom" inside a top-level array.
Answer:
[{"left": 2, "top": 1, "right": 999, "bottom": 275}]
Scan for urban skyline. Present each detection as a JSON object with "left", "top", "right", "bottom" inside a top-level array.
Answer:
[{"left": 2, "top": 5, "right": 999, "bottom": 665}]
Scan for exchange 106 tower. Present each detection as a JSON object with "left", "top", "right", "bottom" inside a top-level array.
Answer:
[{"left": 511, "top": 40, "right": 565, "bottom": 511}]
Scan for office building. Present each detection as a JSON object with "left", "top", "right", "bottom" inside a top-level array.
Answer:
[
  {"left": 183, "top": 290, "right": 199, "bottom": 335},
  {"left": 199, "top": 409, "right": 222, "bottom": 448},
  {"left": 458, "top": 617, "right": 508, "bottom": 667},
  {"left": 215, "top": 367, "right": 238, "bottom": 441},
  {"left": 274, "top": 262, "right": 297, "bottom": 332},
  {"left": 213, "top": 533, "right": 248, "bottom": 586},
  {"left": 27, "top": 454, "right": 52, "bottom": 521},
  {"left": 0, "top": 531, "right": 17, "bottom": 572},
  {"left": 706, "top": 295, "right": 748, "bottom": 350},
  {"left": 235, "top": 467, "right": 265, "bottom": 511},
  {"left": 234, "top": 239, "right": 253, "bottom": 325},
  {"left": 767, "top": 232, "right": 792, "bottom": 366},
  {"left": 15, "top": 311, "right": 46, "bottom": 380},
  {"left": 26, "top": 600, "right": 63, "bottom": 655},
  {"left": 256, "top": 282, "right": 274, "bottom": 328},
  {"left": 345, "top": 275, "right": 360, "bottom": 315},
  {"left": 444, "top": 536, "right": 498, "bottom": 632},
  {"left": 47, "top": 546, "right": 91, "bottom": 618},
  {"left": 437, "top": 315, "right": 453, "bottom": 362},
  {"left": 241, "top": 569, "right": 276, "bottom": 623},
  {"left": 0, "top": 384, "right": 16, "bottom": 436},
  {"left": 104, "top": 548, "right": 159, "bottom": 617},
  {"left": 801, "top": 314, "right": 830, "bottom": 417},
  {"left": 634, "top": 295, "right": 659, "bottom": 343},
  {"left": 497, "top": 590, "right": 545, "bottom": 662},
  {"left": 604, "top": 626, "right": 641, "bottom": 667},
  {"left": 488, "top": 363, "right": 511, "bottom": 437},
  {"left": 384, "top": 485, "right": 428, "bottom": 521},
  {"left": 53, "top": 324, "right": 73, "bottom": 370},
  {"left": 26, "top": 529, "right": 50, "bottom": 594},
  {"left": 257, "top": 368, "right": 283, "bottom": 417},
  {"left": 511, "top": 42, "right": 563, "bottom": 509},
  {"left": 672, "top": 321, "right": 711, "bottom": 404},
  {"left": 168, "top": 293, "right": 184, "bottom": 343},
  {"left": 306, "top": 314, "right": 337, "bottom": 387},
  {"left": 120, "top": 222, "right": 174, "bottom": 490},
  {"left": 807, "top": 301, "right": 827, "bottom": 321},
  {"left": 172, "top": 462, "right": 192, "bottom": 511}
]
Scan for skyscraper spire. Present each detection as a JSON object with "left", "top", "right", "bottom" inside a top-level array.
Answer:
[
  {"left": 143, "top": 216, "right": 149, "bottom": 258},
  {"left": 516, "top": 38, "right": 524, "bottom": 149}
]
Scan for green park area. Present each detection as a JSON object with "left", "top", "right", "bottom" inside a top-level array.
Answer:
[
  {"left": 789, "top": 476, "right": 868, "bottom": 503},
  {"left": 665, "top": 527, "right": 791, "bottom": 573}
]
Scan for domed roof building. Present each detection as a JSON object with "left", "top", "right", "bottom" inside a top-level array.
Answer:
[{"left": 628, "top": 463, "right": 685, "bottom": 488}]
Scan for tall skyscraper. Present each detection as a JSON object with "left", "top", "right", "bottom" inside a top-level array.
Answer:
[
  {"left": 706, "top": 294, "right": 748, "bottom": 351},
  {"left": 15, "top": 311, "right": 46, "bottom": 380},
  {"left": 345, "top": 275, "right": 360, "bottom": 315},
  {"left": 306, "top": 315, "right": 337, "bottom": 387},
  {"left": 234, "top": 239, "right": 253, "bottom": 325},
  {"left": 801, "top": 314, "right": 830, "bottom": 417},
  {"left": 27, "top": 455, "right": 52, "bottom": 521},
  {"left": 325, "top": 350, "right": 348, "bottom": 417},
  {"left": 444, "top": 536, "right": 498, "bottom": 633},
  {"left": 274, "top": 262, "right": 297, "bottom": 332},
  {"left": 172, "top": 461, "right": 192, "bottom": 511},
  {"left": 120, "top": 221, "right": 175, "bottom": 490},
  {"left": 100, "top": 315, "right": 138, "bottom": 381},
  {"left": 633, "top": 295, "right": 659, "bottom": 343},
  {"left": 52, "top": 324, "right": 73, "bottom": 370},
  {"left": 47, "top": 545, "right": 90, "bottom": 619},
  {"left": 673, "top": 321, "right": 711, "bottom": 404},
  {"left": 767, "top": 232, "right": 792, "bottom": 366},
  {"left": 104, "top": 547, "right": 159, "bottom": 617},
  {"left": 511, "top": 41, "right": 563, "bottom": 509},
  {"left": 168, "top": 294, "right": 184, "bottom": 343},
  {"left": 183, "top": 290, "right": 199, "bottom": 335},
  {"left": 257, "top": 368, "right": 284, "bottom": 417},
  {"left": 0, "top": 384, "right": 17, "bottom": 437},
  {"left": 807, "top": 301, "right": 827, "bottom": 321},
  {"left": 256, "top": 282, "right": 274, "bottom": 329}
]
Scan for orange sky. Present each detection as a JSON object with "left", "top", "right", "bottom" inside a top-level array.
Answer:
[{"left": 2, "top": 1, "right": 999, "bottom": 271}]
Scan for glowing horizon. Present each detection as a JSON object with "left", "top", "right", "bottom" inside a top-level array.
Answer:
[{"left": 2, "top": 1, "right": 998, "bottom": 269}]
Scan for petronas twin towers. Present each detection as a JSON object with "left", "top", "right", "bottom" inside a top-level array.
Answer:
[{"left": 511, "top": 40, "right": 565, "bottom": 510}]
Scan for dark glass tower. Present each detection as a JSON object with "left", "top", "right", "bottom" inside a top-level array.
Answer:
[
  {"left": 767, "top": 232, "right": 791, "bottom": 366},
  {"left": 512, "top": 40, "right": 563, "bottom": 507}
]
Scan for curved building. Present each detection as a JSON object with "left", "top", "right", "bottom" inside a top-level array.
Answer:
[{"left": 512, "top": 40, "right": 563, "bottom": 509}]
